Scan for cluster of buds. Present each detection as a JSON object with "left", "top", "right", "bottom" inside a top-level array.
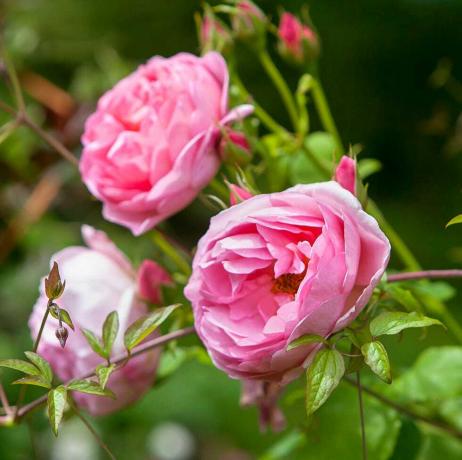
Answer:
[
  {"left": 45, "top": 262, "right": 71, "bottom": 348},
  {"left": 197, "top": 6, "right": 233, "bottom": 55},
  {"left": 277, "top": 12, "right": 320, "bottom": 67}
]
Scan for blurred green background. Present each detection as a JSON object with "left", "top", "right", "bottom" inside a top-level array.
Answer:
[{"left": 1, "top": 0, "right": 462, "bottom": 459}]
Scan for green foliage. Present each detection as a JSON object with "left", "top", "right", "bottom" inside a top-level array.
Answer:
[
  {"left": 0, "top": 359, "right": 41, "bottom": 376},
  {"left": 102, "top": 311, "right": 119, "bottom": 357},
  {"left": 287, "top": 334, "right": 326, "bottom": 351},
  {"left": 49, "top": 307, "right": 75, "bottom": 331},
  {"left": 370, "top": 311, "right": 444, "bottom": 337},
  {"left": 96, "top": 364, "right": 116, "bottom": 390},
  {"left": 361, "top": 341, "right": 392, "bottom": 383},
  {"left": 305, "top": 348, "right": 345, "bottom": 416},
  {"left": 67, "top": 379, "right": 115, "bottom": 398},
  {"left": 385, "top": 285, "right": 423, "bottom": 313},
  {"left": 12, "top": 375, "right": 51, "bottom": 389},
  {"left": 47, "top": 386, "right": 67, "bottom": 436},
  {"left": 23, "top": 351, "right": 53, "bottom": 384},
  {"left": 446, "top": 214, "right": 462, "bottom": 228},
  {"left": 81, "top": 328, "right": 107, "bottom": 359},
  {"left": 124, "top": 304, "right": 180, "bottom": 351}
]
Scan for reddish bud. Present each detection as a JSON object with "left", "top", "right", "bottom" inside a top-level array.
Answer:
[
  {"left": 334, "top": 156, "right": 357, "bottom": 196},
  {"left": 44, "top": 262, "right": 65, "bottom": 300},
  {"left": 231, "top": 1, "right": 267, "bottom": 48},
  {"left": 199, "top": 9, "right": 233, "bottom": 54},
  {"left": 227, "top": 182, "right": 254, "bottom": 206},
  {"left": 220, "top": 130, "right": 251, "bottom": 164},
  {"left": 55, "top": 326, "right": 69, "bottom": 348},
  {"left": 278, "top": 12, "right": 320, "bottom": 66}
]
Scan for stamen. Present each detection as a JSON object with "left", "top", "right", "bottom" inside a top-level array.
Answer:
[{"left": 272, "top": 272, "right": 305, "bottom": 295}]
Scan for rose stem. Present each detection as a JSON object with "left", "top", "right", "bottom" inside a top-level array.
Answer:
[
  {"left": 356, "top": 372, "right": 368, "bottom": 460},
  {"left": 388, "top": 269, "right": 462, "bottom": 283}
]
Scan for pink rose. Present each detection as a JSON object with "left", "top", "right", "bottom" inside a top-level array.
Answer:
[
  {"left": 227, "top": 182, "right": 253, "bottom": 206},
  {"left": 185, "top": 182, "right": 390, "bottom": 382},
  {"left": 335, "top": 155, "right": 357, "bottom": 196},
  {"left": 29, "top": 226, "right": 171, "bottom": 415},
  {"left": 278, "top": 12, "right": 319, "bottom": 64},
  {"left": 80, "top": 52, "right": 252, "bottom": 236}
]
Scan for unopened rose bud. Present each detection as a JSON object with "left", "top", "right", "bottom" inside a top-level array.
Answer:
[
  {"left": 231, "top": 1, "right": 267, "bottom": 49},
  {"left": 198, "top": 9, "right": 233, "bottom": 54},
  {"left": 334, "top": 156, "right": 357, "bottom": 196},
  {"left": 277, "top": 12, "right": 320, "bottom": 66},
  {"left": 55, "top": 326, "right": 69, "bottom": 348},
  {"left": 226, "top": 182, "right": 253, "bottom": 205},
  {"left": 44, "top": 262, "right": 66, "bottom": 300},
  {"left": 220, "top": 130, "right": 251, "bottom": 164}
]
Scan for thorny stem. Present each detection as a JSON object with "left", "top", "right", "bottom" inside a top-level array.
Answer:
[
  {"left": 344, "top": 375, "right": 462, "bottom": 439},
  {"left": 12, "top": 327, "right": 196, "bottom": 421},
  {"left": 69, "top": 399, "right": 116, "bottom": 460},
  {"left": 356, "top": 372, "right": 368, "bottom": 460}
]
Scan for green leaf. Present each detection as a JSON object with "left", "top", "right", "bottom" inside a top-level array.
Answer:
[
  {"left": 306, "top": 348, "right": 345, "bottom": 416},
  {"left": 287, "top": 334, "right": 326, "bottom": 351},
  {"left": 358, "top": 158, "right": 382, "bottom": 179},
  {"left": 47, "top": 386, "right": 67, "bottom": 436},
  {"left": 102, "top": 311, "right": 119, "bottom": 357},
  {"left": 361, "top": 341, "right": 392, "bottom": 383},
  {"left": 24, "top": 351, "right": 53, "bottom": 384},
  {"left": 96, "top": 364, "right": 116, "bottom": 390},
  {"left": 49, "top": 307, "right": 74, "bottom": 331},
  {"left": 12, "top": 375, "right": 51, "bottom": 389},
  {"left": 124, "top": 304, "right": 180, "bottom": 351},
  {"left": 67, "top": 380, "right": 115, "bottom": 398},
  {"left": 0, "top": 359, "right": 42, "bottom": 376},
  {"left": 385, "top": 285, "right": 423, "bottom": 313},
  {"left": 81, "top": 328, "right": 107, "bottom": 359},
  {"left": 370, "top": 311, "right": 444, "bottom": 337},
  {"left": 446, "top": 214, "right": 462, "bottom": 228},
  {"left": 260, "top": 430, "right": 307, "bottom": 460}
]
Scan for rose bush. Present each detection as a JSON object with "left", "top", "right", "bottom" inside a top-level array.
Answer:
[
  {"left": 80, "top": 52, "right": 252, "bottom": 235},
  {"left": 185, "top": 181, "right": 390, "bottom": 382},
  {"left": 29, "top": 225, "right": 170, "bottom": 415}
]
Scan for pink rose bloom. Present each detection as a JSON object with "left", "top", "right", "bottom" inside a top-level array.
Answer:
[
  {"left": 80, "top": 52, "right": 252, "bottom": 236},
  {"left": 278, "top": 12, "right": 319, "bottom": 64},
  {"left": 335, "top": 156, "right": 357, "bottom": 196},
  {"left": 29, "top": 226, "right": 171, "bottom": 415},
  {"left": 185, "top": 182, "right": 390, "bottom": 382}
]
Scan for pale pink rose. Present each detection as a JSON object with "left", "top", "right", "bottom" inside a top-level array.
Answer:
[
  {"left": 335, "top": 156, "right": 357, "bottom": 196},
  {"left": 278, "top": 12, "right": 319, "bottom": 64},
  {"left": 29, "top": 226, "right": 171, "bottom": 415},
  {"left": 80, "top": 52, "right": 252, "bottom": 236},
  {"left": 185, "top": 182, "right": 390, "bottom": 382}
]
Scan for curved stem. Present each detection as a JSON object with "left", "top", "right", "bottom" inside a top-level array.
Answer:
[
  {"left": 344, "top": 375, "right": 462, "bottom": 439},
  {"left": 258, "top": 50, "right": 299, "bottom": 130},
  {"left": 151, "top": 230, "right": 191, "bottom": 277},
  {"left": 388, "top": 269, "right": 462, "bottom": 283},
  {"left": 13, "top": 327, "right": 196, "bottom": 420}
]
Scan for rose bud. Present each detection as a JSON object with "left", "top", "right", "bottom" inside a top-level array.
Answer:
[
  {"left": 185, "top": 182, "right": 390, "bottom": 383},
  {"left": 219, "top": 130, "right": 251, "bottom": 164},
  {"left": 334, "top": 156, "right": 357, "bottom": 196},
  {"left": 226, "top": 182, "right": 253, "bottom": 206},
  {"left": 198, "top": 8, "right": 233, "bottom": 54},
  {"left": 231, "top": 1, "right": 267, "bottom": 48},
  {"left": 278, "top": 12, "right": 320, "bottom": 66},
  {"left": 55, "top": 326, "right": 69, "bottom": 348},
  {"left": 29, "top": 225, "right": 171, "bottom": 415},
  {"left": 80, "top": 52, "right": 253, "bottom": 236}
]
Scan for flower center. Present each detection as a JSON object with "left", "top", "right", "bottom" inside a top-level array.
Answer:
[{"left": 271, "top": 272, "right": 305, "bottom": 296}]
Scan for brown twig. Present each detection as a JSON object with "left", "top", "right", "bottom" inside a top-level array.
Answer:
[
  {"left": 13, "top": 326, "right": 196, "bottom": 420},
  {"left": 388, "top": 270, "right": 462, "bottom": 283}
]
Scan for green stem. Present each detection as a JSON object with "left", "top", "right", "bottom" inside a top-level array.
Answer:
[
  {"left": 258, "top": 50, "right": 299, "bottom": 130},
  {"left": 310, "top": 78, "right": 344, "bottom": 158},
  {"left": 356, "top": 372, "right": 368, "bottom": 460},
  {"left": 70, "top": 401, "right": 116, "bottom": 460},
  {"left": 151, "top": 230, "right": 191, "bottom": 277},
  {"left": 232, "top": 75, "right": 290, "bottom": 137}
]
